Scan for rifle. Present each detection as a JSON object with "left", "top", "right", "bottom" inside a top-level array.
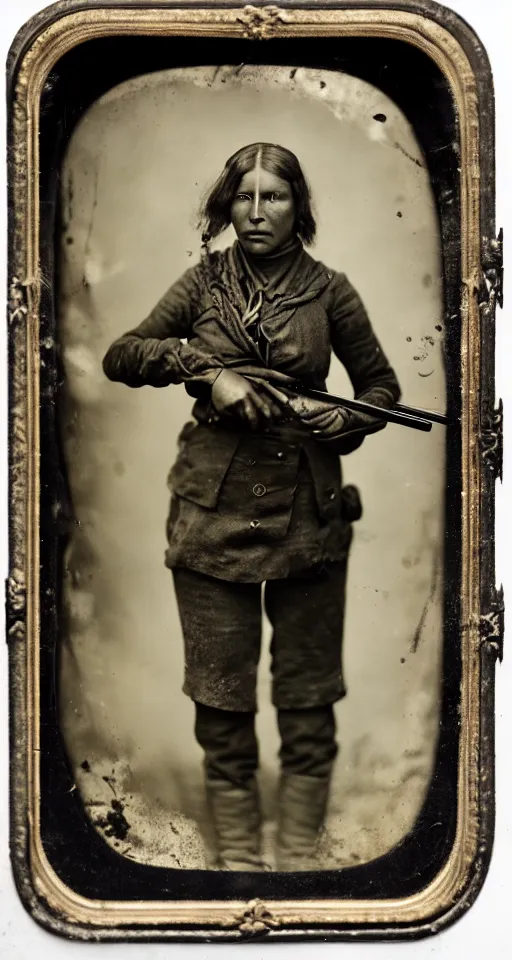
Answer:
[{"left": 289, "top": 384, "right": 448, "bottom": 433}]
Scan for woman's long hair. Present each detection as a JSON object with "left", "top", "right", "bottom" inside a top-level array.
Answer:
[{"left": 198, "top": 143, "right": 316, "bottom": 250}]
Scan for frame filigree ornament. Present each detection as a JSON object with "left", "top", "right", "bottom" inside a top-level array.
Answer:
[
  {"left": 237, "top": 4, "right": 289, "bottom": 39},
  {"left": 480, "top": 398, "right": 503, "bottom": 481},
  {"left": 7, "top": 0, "right": 499, "bottom": 942},
  {"left": 225, "top": 898, "right": 282, "bottom": 936}
]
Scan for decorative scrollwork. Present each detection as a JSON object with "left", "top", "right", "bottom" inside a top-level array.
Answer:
[
  {"left": 6, "top": 571, "right": 26, "bottom": 644},
  {"left": 480, "top": 586, "right": 505, "bottom": 661},
  {"left": 8, "top": 276, "right": 29, "bottom": 327},
  {"left": 481, "top": 228, "right": 503, "bottom": 309},
  {"left": 7, "top": 573, "right": 26, "bottom": 617},
  {"left": 217, "top": 898, "right": 281, "bottom": 936},
  {"left": 480, "top": 399, "right": 503, "bottom": 481},
  {"left": 8, "top": 621, "right": 26, "bottom": 643},
  {"left": 237, "top": 5, "right": 288, "bottom": 40}
]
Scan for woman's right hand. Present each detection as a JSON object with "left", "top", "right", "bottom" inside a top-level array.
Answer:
[{"left": 211, "top": 369, "right": 282, "bottom": 429}]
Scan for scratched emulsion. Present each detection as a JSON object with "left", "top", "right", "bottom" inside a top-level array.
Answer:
[{"left": 58, "top": 65, "right": 445, "bottom": 869}]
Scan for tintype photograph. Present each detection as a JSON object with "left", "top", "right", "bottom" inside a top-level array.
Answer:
[
  {"left": 61, "top": 65, "right": 445, "bottom": 873},
  {"left": 7, "top": 0, "right": 502, "bottom": 943}
]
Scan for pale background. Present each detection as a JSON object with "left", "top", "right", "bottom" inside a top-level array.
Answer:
[
  {"left": 0, "top": 0, "right": 511, "bottom": 955},
  {"left": 58, "top": 63, "right": 444, "bottom": 869}
]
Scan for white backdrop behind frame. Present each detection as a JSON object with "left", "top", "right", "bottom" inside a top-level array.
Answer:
[{"left": 58, "top": 64, "right": 445, "bottom": 870}]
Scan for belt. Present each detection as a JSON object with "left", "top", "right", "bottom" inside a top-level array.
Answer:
[{"left": 204, "top": 414, "right": 309, "bottom": 447}]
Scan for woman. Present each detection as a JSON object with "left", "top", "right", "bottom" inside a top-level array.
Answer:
[{"left": 103, "top": 143, "right": 401, "bottom": 872}]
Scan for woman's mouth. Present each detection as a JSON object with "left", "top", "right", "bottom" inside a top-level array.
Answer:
[{"left": 243, "top": 231, "right": 272, "bottom": 240}]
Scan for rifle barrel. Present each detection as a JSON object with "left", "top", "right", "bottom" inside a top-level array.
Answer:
[
  {"left": 395, "top": 403, "right": 448, "bottom": 426},
  {"left": 294, "top": 386, "right": 447, "bottom": 432}
]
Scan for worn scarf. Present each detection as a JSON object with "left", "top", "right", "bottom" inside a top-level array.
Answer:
[{"left": 196, "top": 239, "right": 333, "bottom": 397}]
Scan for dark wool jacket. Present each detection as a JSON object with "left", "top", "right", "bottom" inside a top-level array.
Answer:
[{"left": 103, "top": 243, "right": 401, "bottom": 581}]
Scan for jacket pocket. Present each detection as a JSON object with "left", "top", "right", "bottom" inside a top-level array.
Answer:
[{"left": 168, "top": 422, "right": 241, "bottom": 509}]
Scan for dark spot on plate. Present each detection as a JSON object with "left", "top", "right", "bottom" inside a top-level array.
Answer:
[
  {"left": 320, "top": 81, "right": 326, "bottom": 89},
  {"left": 66, "top": 236, "right": 74, "bottom": 245},
  {"left": 396, "top": 211, "right": 403, "bottom": 218},
  {"left": 406, "top": 336, "right": 412, "bottom": 342},
  {"left": 95, "top": 799, "right": 131, "bottom": 841},
  {"left": 400, "top": 658, "right": 406, "bottom": 664},
  {"left": 290, "top": 68, "right": 297, "bottom": 79},
  {"left": 81, "top": 760, "right": 90, "bottom": 772},
  {"left": 435, "top": 324, "right": 442, "bottom": 331},
  {"left": 422, "top": 273, "right": 432, "bottom": 288},
  {"left": 373, "top": 113, "right": 387, "bottom": 122}
]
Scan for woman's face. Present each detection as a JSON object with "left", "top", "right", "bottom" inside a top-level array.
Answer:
[{"left": 230, "top": 165, "right": 296, "bottom": 256}]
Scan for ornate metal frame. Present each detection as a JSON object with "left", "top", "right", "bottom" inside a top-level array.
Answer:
[{"left": 7, "top": 0, "right": 503, "bottom": 942}]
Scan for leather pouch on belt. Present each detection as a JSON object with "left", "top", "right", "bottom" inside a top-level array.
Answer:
[{"left": 340, "top": 484, "right": 363, "bottom": 522}]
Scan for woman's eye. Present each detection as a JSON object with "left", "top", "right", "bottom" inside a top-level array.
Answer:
[{"left": 236, "top": 193, "right": 251, "bottom": 201}]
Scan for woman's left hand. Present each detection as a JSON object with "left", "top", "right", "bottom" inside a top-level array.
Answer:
[{"left": 287, "top": 394, "right": 350, "bottom": 438}]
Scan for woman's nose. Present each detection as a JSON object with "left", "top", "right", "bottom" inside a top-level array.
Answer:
[{"left": 249, "top": 197, "right": 264, "bottom": 223}]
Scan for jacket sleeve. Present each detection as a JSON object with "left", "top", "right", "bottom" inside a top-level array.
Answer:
[
  {"left": 316, "top": 273, "right": 402, "bottom": 454},
  {"left": 102, "top": 266, "right": 222, "bottom": 388},
  {"left": 329, "top": 274, "right": 401, "bottom": 407}
]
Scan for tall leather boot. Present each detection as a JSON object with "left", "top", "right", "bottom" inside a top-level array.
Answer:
[
  {"left": 206, "top": 777, "right": 265, "bottom": 871},
  {"left": 275, "top": 773, "right": 331, "bottom": 871}
]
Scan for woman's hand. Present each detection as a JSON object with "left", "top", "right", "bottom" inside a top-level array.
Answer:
[
  {"left": 211, "top": 369, "right": 283, "bottom": 429},
  {"left": 286, "top": 394, "right": 350, "bottom": 438}
]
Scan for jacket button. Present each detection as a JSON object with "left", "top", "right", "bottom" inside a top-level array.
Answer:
[
  {"left": 326, "top": 487, "right": 336, "bottom": 501},
  {"left": 253, "top": 483, "right": 266, "bottom": 497},
  {"left": 277, "top": 451, "right": 284, "bottom": 459},
  {"left": 250, "top": 519, "right": 260, "bottom": 529}
]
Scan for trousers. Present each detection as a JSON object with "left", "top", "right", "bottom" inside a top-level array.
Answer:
[
  {"left": 195, "top": 702, "right": 338, "bottom": 786},
  {"left": 172, "top": 563, "right": 348, "bottom": 712}
]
